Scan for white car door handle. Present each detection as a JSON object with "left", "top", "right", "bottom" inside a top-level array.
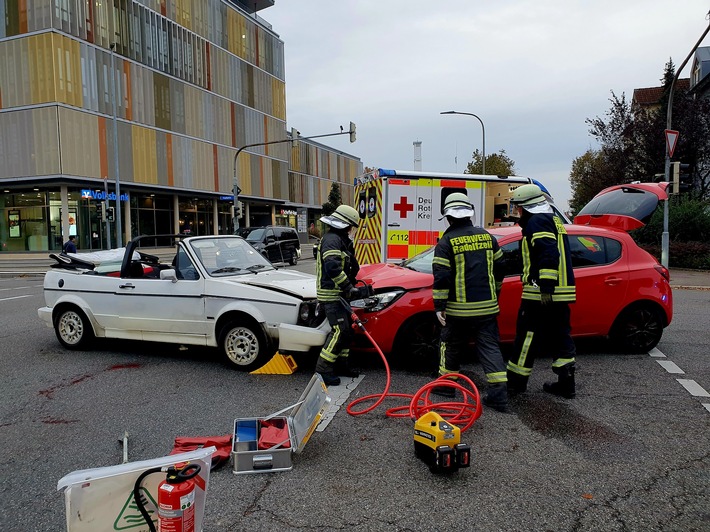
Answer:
[{"left": 119, "top": 283, "right": 136, "bottom": 289}]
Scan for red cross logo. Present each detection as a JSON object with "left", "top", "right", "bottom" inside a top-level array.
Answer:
[{"left": 393, "top": 196, "right": 414, "bottom": 218}]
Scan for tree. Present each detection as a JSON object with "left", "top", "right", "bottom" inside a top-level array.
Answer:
[
  {"left": 465, "top": 149, "right": 517, "bottom": 175},
  {"left": 321, "top": 183, "right": 342, "bottom": 216},
  {"left": 568, "top": 149, "right": 610, "bottom": 214}
]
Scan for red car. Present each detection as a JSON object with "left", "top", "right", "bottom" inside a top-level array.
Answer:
[{"left": 352, "top": 183, "right": 673, "bottom": 367}]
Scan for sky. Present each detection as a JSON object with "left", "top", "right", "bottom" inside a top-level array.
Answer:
[{"left": 264, "top": 1, "right": 710, "bottom": 211}]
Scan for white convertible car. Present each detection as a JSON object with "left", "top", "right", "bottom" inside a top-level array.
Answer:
[{"left": 38, "top": 235, "right": 329, "bottom": 371}]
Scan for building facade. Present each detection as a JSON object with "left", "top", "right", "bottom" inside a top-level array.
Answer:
[{"left": 0, "top": 0, "right": 360, "bottom": 252}]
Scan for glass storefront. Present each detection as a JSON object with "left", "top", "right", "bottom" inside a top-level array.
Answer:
[{"left": 130, "top": 193, "right": 174, "bottom": 246}]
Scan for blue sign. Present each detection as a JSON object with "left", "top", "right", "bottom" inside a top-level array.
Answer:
[{"left": 81, "top": 189, "right": 129, "bottom": 202}]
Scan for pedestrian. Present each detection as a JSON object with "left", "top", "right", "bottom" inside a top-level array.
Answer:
[
  {"left": 315, "top": 204, "right": 371, "bottom": 386},
  {"left": 506, "top": 184, "right": 577, "bottom": 399},
  {"left": 62, "top": 235, "right": 77, "bottom": 254},
  {"left": 431, "top": 193, "right": 509, "bottom": 412}
]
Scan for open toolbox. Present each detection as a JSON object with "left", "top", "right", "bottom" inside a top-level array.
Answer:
[{"left": 232, "top": 373, "right": 331, "bottom": 474}]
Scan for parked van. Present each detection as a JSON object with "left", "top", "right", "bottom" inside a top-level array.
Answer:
[{"left": 242, "top": 226, "right": 300, "bottom": 265}]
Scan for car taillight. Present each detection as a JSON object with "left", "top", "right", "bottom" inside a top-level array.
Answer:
[{"left": 654, "top": 264, "right": 670, "bottom": 281}]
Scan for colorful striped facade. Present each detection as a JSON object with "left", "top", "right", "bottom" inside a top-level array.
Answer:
[{"left": 0, "top": 1, "right": 361, "bottom": 252}]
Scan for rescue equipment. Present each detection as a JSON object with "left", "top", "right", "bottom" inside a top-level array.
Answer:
[
  {"left": 414, "top": 411, "right": 471, "bottom": 473},
  {"left": 134, "top": 463, "right": 202, "bottom": 532}
]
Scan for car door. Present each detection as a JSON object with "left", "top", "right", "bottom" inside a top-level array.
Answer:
[
  {"left": 566, "top": 232, "right": 628, "bottom": 336},
  {"left": 264, "top": 228, "right": 278, "bottom": 262},
  {"left": 113, "top": 247, "right": 207, "bottom": 340},
  {"left": 495, "top": 239, "right": 524, "bottom": 343}
]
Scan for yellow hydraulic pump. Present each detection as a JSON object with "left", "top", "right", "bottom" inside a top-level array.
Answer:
[{"left": 413, "top": 412, "right": 470, "bottom": 473}]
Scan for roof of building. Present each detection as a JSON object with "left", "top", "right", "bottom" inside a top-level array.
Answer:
[{"left": 632, "top": 79, "right": 690, "bottom": 106}]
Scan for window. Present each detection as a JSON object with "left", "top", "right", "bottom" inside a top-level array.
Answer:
[
  {"left": 498, "top": 240, "right": 522, "bottom": 278},
  {"left": 569, "top": 235, "right": 621, "bottom": 268}
]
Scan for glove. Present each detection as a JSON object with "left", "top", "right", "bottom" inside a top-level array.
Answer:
[
  {"left": 436, "top": 311, "right": 446, "bottom": 327},
  {"left": 540, "top": 292, "right": 553, "bottom": 306},
  {"left": 345, "top": 285, "right": 370, "bottom": 300}
]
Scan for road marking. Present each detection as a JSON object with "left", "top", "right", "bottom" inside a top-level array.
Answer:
[
  {"left": 316, "top": 375, "right": 365, "bottom": 432},
  {"left": 648, "top": 347, "right": 666, "bottom": 358},
  {"left": 703, "top": 404, "right": 710, "bottom": 413},
  {"left": 676, "top": 379, "right": 710, "bottom": 397},
  {"left": 656, "top": 360, "right": 685, "bottom": 374},
  {"left": 0, "top": 295, "right": 34, "bottom": 302},
  {"left": 0, "top": 286, "right": 32, "bottom": 291}
]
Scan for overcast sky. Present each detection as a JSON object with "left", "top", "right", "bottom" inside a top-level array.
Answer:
[{"left": 265, "top": 1, "right": 710, "bottom": 210}]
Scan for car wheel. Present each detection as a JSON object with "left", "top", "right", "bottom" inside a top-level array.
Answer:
[
  {"left": 54, "top": 307, "right": 94, "bottom": 349},
  {"left": 392, "top": 314, "right": 441, "bottom": 371},
  {"left": 610, "top": 304, "right": 664, "bottom": 353},
  {"left": 288, "top": 252, "right": 297, "bottom": 266},
  {"left": 219, "top": 320, "right": 273, "bottom": 371}
]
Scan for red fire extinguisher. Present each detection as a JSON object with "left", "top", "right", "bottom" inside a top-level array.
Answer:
[{"left": 134, "top": 463, "right": 202, "bottom": 532}]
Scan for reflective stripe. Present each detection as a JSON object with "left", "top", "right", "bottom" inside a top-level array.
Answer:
[
  {"left": 539, "top": 268, "right": 558, "bottom": 281},
  {"left": 433, "top": 257, "right": 450, "bottom": 268},
  {"left": 322, "top": 250, "right": 342, "bottom": 259},
  {"left": 438, "top": 341, "right": 448, "bottom": 374},
  {"left": 531, "top": 231, "right": 556, "bottom": 244},
  {"left": 319, "top": 324, "right": 342, "bottom": 363},
  {"left": 486, "top": 371, "right": 508, "bottom": 384},
  {"left": 552, "top": 358, "right": 576, "bottom": 368},
  {"left": 433, "top": 289, "right": 449, "bottom": 300},
  {"left": 333, "top": 271, "right": 349, "bottom": 286},
  {"left": 493, "top": 249, "right": 503, "bottom": 261},
  {"left": 518, "top": 331, "right": 534, "bottom": 369},
  {"left": 506, "top": 361, "right": 532, "bottom": 377},
  {"left": 486, "top": 250, "right": 496, "bottom": 298},
  {"left": 446, "top": 306, "right": 499, "bottom": 317},
  {"left": 454, "top": 253, "right": 466, "bottom": 302}
]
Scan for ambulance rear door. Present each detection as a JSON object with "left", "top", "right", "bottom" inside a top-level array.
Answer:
[{"left": 383, "top": 176, "right": 418, "bottom": 261}]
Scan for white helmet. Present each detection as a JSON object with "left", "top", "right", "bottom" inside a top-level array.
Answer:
[
  {"left": 320, "top": 204, "right": 360, "bottom": 229},
  {"left": 440, "top": 192, "right": 474, "bottom": 220},
  {"left": 510, "top": 184, "right": 552, "bottom": 214}
]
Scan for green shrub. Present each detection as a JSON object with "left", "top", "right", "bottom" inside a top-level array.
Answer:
[
  {"left": 633, "top": 196, "right": 710, "bottom": 245},
  {"left": 639, "top": 241, "right": 710, "bottom": 269}
]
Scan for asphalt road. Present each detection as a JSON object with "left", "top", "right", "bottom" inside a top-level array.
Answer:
[{"left": 1, "top": 267, "right": 709, "bottom": 531}]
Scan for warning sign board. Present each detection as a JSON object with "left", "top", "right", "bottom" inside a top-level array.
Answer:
[{"left": 665, "top": 129, "right": 679, "bottom": 158}]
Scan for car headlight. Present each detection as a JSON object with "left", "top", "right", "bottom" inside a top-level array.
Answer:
[
  {"left": 299, "top": 302, "right": 311, "bottom": 322},
  {"left": 350, "top": 289, "right": 405, "bottom": 312}
]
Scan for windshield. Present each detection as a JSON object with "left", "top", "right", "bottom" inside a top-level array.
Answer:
[
  {"left": 245, "top": 228, "right": 265, "bottom": 242},
  {"left": 188, "top": 236, "right": 274, "bottom": 276}
]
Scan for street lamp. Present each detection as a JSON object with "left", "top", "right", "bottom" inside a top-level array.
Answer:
[
  {"left": 441, "top": 111, "right": 486, "bottom": 175},
  {"left": 109, "top": 43, "right": 123, "bottom": 247}
]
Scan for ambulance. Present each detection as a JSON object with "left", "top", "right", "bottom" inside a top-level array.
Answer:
[{"left": 353, "top": 168, "right": 552, "bottom": 265}]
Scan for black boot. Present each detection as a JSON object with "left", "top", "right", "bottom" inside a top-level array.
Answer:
[
  {"left": 482, "top": 383, "right": 509, "bottom": 413},
  {"left": 317, "top": 371, "right": 341, "bottom": 386},
  {"left": 507, "top": 371, "right": 528, "bottom": 396},
  {"left": 543, "top": 367, "right": 575, "bottom": 399},
  {"left": 335, "top": 358, "right": 359, "bottom": 378}
]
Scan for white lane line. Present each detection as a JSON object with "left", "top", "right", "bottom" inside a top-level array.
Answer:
[
  {"left": 676, "top": 379, "right": 710, "bottom": 397},
  {"left": 0, "top": 295, "right": 34, "bottom": 302},
  {"left": 703, "top": 404, "right": 710, "bottom": 413},
  {"left": 316, "top": 374, "right": 365, "bottom": 432},
  {"left": 648, "top": 347, "right": 666, "bottom": 358},
  {"left": 0, "top": 286, "right": 32, "bottom": 291},
  {"left": 656, "top": 360, "right": 685, "bottom": 374}
]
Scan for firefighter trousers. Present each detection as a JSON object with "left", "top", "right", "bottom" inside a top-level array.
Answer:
[
  {"left": 506, "top": 300, "right": 576, "bottom": 390},
  {"left": 315, "top": 301, "right": 353, "bottom": 374},
  {"left": 438, "top": 315, "right": 507, "bottom": 385}
]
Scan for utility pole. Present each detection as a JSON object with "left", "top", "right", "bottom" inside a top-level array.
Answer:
[
  {"left": 661, "top": 14, "right": 710, "bottom": 267},
  {"left": 231, "top": 124, "right": 356, "bottom": 234},
  {"left": 110, "top": 43, "right": 123, "bottom": 248}
]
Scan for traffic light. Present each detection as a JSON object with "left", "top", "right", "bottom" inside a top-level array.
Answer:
[
  {"left": 349, "top": 121, "right": 356, "bottom": 143},
  {"left": 106, "top": 206, "right": 115, "bottom": 222},
  {"left": 100, "top": 201, "right": 107, "bottom": 221},
  {"left": 671, "top": 162, "right": 692, "bottom": 194}
]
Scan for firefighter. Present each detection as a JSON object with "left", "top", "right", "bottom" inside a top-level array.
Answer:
[
  {"left": 432, "top": 193, "right": 508, "bottom": 412},
  {"left": 315, "top": 204, "right": 371, "bottom": 386},
  {"left": 506, "top": 184, "right": 577, "bottom": 399}
]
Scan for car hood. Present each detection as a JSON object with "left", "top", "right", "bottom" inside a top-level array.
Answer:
[
  {"left": 358, "top": 263, "right": 432, "bottom": 290},
  {"left": 224, "top": 269, "right": 316, "bottom": 299},
  {"left": 574, "top": 182, "right": 669, "bottom": 231}
]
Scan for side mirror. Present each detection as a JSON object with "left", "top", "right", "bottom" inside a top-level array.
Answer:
[{"left": 160, "top": 268, "right": 178, "bottom": 283}]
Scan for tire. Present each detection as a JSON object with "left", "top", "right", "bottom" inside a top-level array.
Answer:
[
  {"left": 54, "top": 307, "right": 94, "bottom": 349},
  {"left": 219, "top": 320, "right": 273, "bottom": 371},
  {"left": 610, "top": 304, "right": 664, "bottom": 353},
  {"left": 392, "top": 314, "right": 441, "bottom": 371},
  {"left": 288, "top": 252, "right": 297, "bottom": 266}
]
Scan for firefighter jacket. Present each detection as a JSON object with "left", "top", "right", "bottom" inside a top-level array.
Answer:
[
  {"left": 317, "top": 229, "right": 358, "bottom": 302},
  {"left": 432, "top": 220, "right": 504, "bottom": 318},
  {"left": 520, "top": 213, "right": 576, "bottom": 303}
]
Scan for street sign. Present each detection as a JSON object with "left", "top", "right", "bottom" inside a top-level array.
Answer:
[{"left": 665, "top": 129, "right": 679, "bottom": 158}]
